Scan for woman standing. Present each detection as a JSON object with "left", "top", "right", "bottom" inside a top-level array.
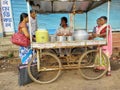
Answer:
[
  {"left": 93, "top": 16, "right": 112, "bottom": 76},
  {"left": 18, "top": 13, "right": 33, "bottom": 64}
]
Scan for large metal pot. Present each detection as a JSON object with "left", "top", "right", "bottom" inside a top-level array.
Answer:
[{"left": 73, "top": 30, "right": 89, "bottom": 41}]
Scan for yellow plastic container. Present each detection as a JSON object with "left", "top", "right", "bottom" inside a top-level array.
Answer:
[{"left": 35, "top": 29, "right": 49, "bottom": 43}]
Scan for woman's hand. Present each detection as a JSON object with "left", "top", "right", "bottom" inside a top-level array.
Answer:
[
  {"left": 32, "top": 37, "right": 36, "bottom": 42},
  {"left": 92, "top": 33, "right": 98, "bottom": 38},
  {"left": 65, "top": 32, "right": 72, "bottom": 36}
]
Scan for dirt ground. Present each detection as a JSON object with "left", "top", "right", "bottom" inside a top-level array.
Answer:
[{"left": 0, "top": 57, "right": 120, "bottom": 90}]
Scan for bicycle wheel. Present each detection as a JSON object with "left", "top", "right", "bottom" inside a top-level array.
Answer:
[
  {"left": 28, "top": 52, "right": 62, "bottom": 84},
  {"left": 78, "top": 50, "right": 109, "bottom": 80}
]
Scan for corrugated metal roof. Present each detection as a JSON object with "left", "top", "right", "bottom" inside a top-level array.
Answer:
[{"left": 27, "top": 0, "right": 110, "bottom": 13}]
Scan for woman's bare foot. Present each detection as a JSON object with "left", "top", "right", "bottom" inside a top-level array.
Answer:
[{"left": 106, "top": 71, "right": 111, "bottom": 76}]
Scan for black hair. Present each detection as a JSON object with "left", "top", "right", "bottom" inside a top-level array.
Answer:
[
  {"left": 61, "top": 17, "right": 68, "bottom": 23},
  {"left": 36, "top": 4, "right": 40, "bottom": 9},
  {"left": 19, "top": 13, "right": 28, "bottom": 24},
  {"left": 29, "top": 1, "right": 35, "bottom": 6},
  {"left": 100, "top": 16, "right": 107, "bottom": 21},
  {"left": 30, "top": 10, "right": 36, "bottom": 14}
]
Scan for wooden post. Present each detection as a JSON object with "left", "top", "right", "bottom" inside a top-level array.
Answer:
[
  {"left": 37, "top": 49, "right": 40, "bottom": 71},
  {"left": 106, "top": 0, "right": 110, "bottom": 44},
  {"left": 86, "top": 12, "right": 88, "bottom": 32},
  {"left": 27, "top": 0, "right": 33, "bottom": 44},
  {"left": 69, "top": 13, "right": 75, "bottom": 31}
]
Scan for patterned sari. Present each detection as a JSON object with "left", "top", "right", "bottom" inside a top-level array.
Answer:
[
  {"left": 19, "top": 46, "right": 33, "bottom": 64},
  {"left": 94, "top": 24, "right": 112, "bottom": 58}
]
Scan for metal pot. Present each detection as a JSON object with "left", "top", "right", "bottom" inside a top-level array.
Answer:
[
  {"left": 56, "top": 36, "right": 66, "bottom": 42},
  {"left": 49, "top": 35, "right": 56, "bottom": 42},
  {"left": 73, "top": 30, "right": 89, "bottom": 41},
  {"left": 66, "top": 36, "right": 73, "bottom": 41}
]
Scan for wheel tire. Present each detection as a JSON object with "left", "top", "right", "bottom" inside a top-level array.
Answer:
[
  {"left": 28, "top": 52, "right": 62, "bottom": 84},
  {"left": 78, "top": 50, "right": 109, "bottom": 80}
]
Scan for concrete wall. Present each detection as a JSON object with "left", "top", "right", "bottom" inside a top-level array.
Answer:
[{"left": 112, "top": 32, "right": 120, "bottom": 48}]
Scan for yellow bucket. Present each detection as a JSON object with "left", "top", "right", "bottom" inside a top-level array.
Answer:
[{"left": 35, "top": 29, "right": 49, "bottom": 43}]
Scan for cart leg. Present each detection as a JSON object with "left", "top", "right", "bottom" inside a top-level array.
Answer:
[{"left": 37, "top": 49, "right": 40, "bottom": 71}]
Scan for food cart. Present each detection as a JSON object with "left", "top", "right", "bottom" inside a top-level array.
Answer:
[{"left": 26, "top": 0, "right": 111, "bottom": 84}]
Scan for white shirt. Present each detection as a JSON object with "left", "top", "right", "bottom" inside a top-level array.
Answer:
[
  {"left": 30, "top": 17, "right": 37, "bottom": 35},
  {"left": 56, "top": 26, "right": 73, "bottom": 36}
]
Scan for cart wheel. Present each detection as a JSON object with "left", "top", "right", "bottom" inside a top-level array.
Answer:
[
  {"left": 78, "top": 50, "right": 109, "bottom": 80},
  {"left": 28, "top": 52, "right": 62, "bottom": 84}
]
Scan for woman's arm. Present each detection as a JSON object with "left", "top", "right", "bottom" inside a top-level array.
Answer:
[
  {"left": 21, "top": 27, "right": 30, "bottom": 39},
  {"left": 97, "top": 33, "right": 106, "bottom": 37}
]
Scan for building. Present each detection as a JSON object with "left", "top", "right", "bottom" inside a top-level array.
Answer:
[{"left": 0, "top": 0, "right": 27, "bottom": 37}]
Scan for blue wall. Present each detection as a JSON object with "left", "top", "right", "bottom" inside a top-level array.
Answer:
[
  {"left": 11, "top": 0, "right": 27, "bottom": 32},
  {"left": 11, "top": 0, "right": 120, "bottom": 33}
]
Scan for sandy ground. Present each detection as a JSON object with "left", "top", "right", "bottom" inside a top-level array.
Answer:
[
  {"left": 0, "top": 56, "right": 120, "bottom": 90},
  {"left": 0, "top": 68, "right": 120, "bottom": 90}
]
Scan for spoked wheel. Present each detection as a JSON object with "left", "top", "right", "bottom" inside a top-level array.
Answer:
[
  {"left": 28, "top": 52, "right": 62, "bottom": 84},
  {"left": 78, "top": 50, "right": 109, "bottom": 80}
]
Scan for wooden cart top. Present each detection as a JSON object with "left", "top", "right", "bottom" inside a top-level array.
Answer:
[
  {"left": 27, "top": 0, "right": 110, "bottom": 14},
  {"left": 31, "top": 40, "right": 107, "bottom": 49}
]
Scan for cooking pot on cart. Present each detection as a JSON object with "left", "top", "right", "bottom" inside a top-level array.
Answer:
[
  {"left": 73, "top": 30, "right": 89, "bottom": 41},
  {"left": 56, "top": 36, "right": 66, "bottom": 42},
  {"left": 56, "top": 36, "right": 73, "bottom": 42},
  {"left": 49, "top": 35, "right": 56, "bottom": 42},
  {"left": 66, "top": 36, "right": 73, "bottom": 41}
]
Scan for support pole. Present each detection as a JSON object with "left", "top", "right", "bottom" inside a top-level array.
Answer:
[
  {"left": 69, "top": 13, "right": 75, "bottom": 31},
  {"left": 37, "top": 49, "right": 40, "bottom": 71},
  {"left": 106, "top": 0, "right": 110, "bottom": 44},
  {"left": 27, "top": 0, "right": 32, "bottom": 44},
  {"left": 107, "top": 1, "right": 110, "bottom": 25},
  {"left": 86, "top": 12, "right": 88, "bottom": 32}
]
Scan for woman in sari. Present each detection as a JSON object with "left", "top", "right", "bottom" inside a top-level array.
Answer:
[
  {"left": 93, "top": 16, "right": 112, "bottom": 76},
  {"left": 18, "top": 13, "right": 35, "bottom": 64},
  {"left": 89, "top": 18, "right": 101, "bottom": 40}
]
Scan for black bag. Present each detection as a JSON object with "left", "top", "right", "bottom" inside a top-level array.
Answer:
[{"left": 18, "top": 63, "right": 37, "bottom": 86}]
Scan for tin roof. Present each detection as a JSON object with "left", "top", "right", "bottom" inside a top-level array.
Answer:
[{"left": 27, "top": 0, "right": 110, "bottom": 13}]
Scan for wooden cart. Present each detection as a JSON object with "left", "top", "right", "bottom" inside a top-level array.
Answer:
[{"left": 26, "top": 0, "right": 111, "bottom": 84}]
